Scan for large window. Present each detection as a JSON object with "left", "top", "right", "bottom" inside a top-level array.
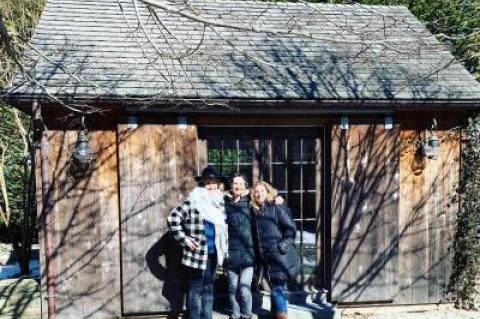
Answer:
[{"left": 199, "top": 127, "right": 324, "bottom": 284}]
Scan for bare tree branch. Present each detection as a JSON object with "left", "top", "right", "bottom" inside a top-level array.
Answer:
[
  {"left": 139, "top": 0, "right": 439, "bottom": 46},
  {"left": 13, "top": 109, "right": 28, "bottom": 158},
  {"left": 0, "top": 140, "right": 11, "bottom": 228}
]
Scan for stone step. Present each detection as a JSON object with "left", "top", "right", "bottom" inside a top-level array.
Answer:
[
  {"left": 0, "top": 315, "right": 40, "bottom": 319},
  {"left": 0, "top": 309, "right": 41, "bottom": 318},
  {"left": 0, "top": 278, "right": 41, "bottom": 319},
  {"left": 213, "top": 291, "right": 339, "bottom": 319},
  {"left": 0, "top": 299, "right": 41, "bottom": 316},
  {"left": 0, "top": 291, "right": 40, "bottom": 300},
  {"left": 0, "top": 279, "right": 39, "bottom": 292}
]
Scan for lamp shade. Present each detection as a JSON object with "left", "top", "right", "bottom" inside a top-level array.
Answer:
[{"left": 70, "top": 130, "right": 94, "bottom": 176}]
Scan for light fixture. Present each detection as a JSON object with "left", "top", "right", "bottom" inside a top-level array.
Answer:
[
  {"left": 340, "top": 116, "right": 349, "bottom": 130},
  {"left": 177, "top": 116, "right": 187, "bottom": 130},
  {"left": 127, "top": 115, "right": 138, "bottom": 129},
  {"left": 385, "top": 115, "right": 393, "bottom": 130},
  {"left": 69, "top": 116, "right": 95, "bottom": 177},
  {"left": 415, "top": 118, "right": 440, "bottom": 160}
]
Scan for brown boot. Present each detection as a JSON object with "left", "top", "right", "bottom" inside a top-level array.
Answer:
[{"left": 273, "top": 313, "right": 288, "bottom": 319}]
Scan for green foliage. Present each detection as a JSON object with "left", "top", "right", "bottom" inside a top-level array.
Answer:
[
  {"left": 451, "top": 113, "right": 480, "bottom": 309},
  {"left": 0, "top": 0, "right": 43, "bottom": 254},
  {"left": 208, "top": 146, "right": 253, "bottom": 177},
  {"left": 0, "top": 0, "right": 46, "bottom": 87},
  {"left": 0, "top": 105, "right": 32, "bottom": 232},
  {"left": 407, "top": 1, "right": 480, "bottom": 80}
]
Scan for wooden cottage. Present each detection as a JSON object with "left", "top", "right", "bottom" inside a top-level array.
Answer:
[{"left": 3, "top": 0, "right": 480, "bottom": 318}]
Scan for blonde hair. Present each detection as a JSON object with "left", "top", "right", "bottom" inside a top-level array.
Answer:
[{"left": 250, "top": 181, "right": 277, "bottom": 211}]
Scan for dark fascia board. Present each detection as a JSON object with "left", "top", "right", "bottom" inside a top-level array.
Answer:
[{"left": 4, "top": 93, "right": 480, "bottom": 116}]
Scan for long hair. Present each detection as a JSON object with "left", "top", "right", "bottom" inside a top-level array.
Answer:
[{"left": 250, "top": 181, "right": 277, "bottom": 211}]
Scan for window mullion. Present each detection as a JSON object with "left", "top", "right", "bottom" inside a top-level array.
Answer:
[
  {"left": 253, "top": 139, "right": 260, "bottom": 183},
  {"left": 236, "top": 139, "right": 240, "bottom": 172}
]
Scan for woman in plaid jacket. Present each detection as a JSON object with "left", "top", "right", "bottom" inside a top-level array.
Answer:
[{"left": 167, "top": 167, "right": 229, "bottom": 319}]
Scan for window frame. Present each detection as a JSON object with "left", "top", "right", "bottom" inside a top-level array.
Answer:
[{"left": 198, "top": 125, "right": 326, "bottom": 288}]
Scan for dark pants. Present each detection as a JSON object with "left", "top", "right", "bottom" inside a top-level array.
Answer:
[{"left": 187, "top": 254, "right": 217, "bottom": 319}]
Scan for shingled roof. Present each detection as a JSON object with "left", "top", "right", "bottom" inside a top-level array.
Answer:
[{"left": 4, "top": 0, "right": 480, "bottom": 109}]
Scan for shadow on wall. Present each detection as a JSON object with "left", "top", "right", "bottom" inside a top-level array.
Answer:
[
  {"left": 145, "top": 232, "right": 188, "bottom": 312},
  {"left": 329, "top": 124, "right": 460, "bottom": 304}
]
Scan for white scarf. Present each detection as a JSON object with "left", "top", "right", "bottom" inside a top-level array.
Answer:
[{"left": 187, "top": 187, "right": 228, "bottom": 266}]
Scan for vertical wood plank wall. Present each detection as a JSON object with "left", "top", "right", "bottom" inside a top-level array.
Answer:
[
  {"left": 36, "top": 130, "right": 121, "bottom": 319},
  {"left": 331, "top": 124, "right": 400, "bottom": 303},
  {"left": 331, "top": 123, "right": 460, "bottom": 304},
  {"left": 35, "top": 118, "right": 461, "bottom": 319},
  {"left": 117, "top": 124, "right": 198, "bottom": 314},
  {"left": 397, "top": 129, "right": 460, "bottom": 304}
]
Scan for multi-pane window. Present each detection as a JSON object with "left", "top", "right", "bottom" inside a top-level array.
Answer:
[
  {"left": 199, "top": 127, "right": 323, "bottom": 283},
  {"left": 206, "top": 137, "right": 254, "bottom": 184}
]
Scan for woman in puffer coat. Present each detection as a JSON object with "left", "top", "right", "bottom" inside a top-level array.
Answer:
[
  {"left": 251, "top": 181, "right": 297, "bottom": 319},
  {"left": 225, "top": 172, "right": 255, "bottom": 319}
]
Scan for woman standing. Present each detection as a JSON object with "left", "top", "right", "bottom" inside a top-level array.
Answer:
[
  {"left": 251, "top": 181, "right": 298, "bottom": 319},
  {"left": 167, "top": 167, "right": 229, "bottom": 319},
  {"left": 225, "top": 173, "right": 255, "bottom": 319}
]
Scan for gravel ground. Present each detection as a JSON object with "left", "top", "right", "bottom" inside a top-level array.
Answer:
[{"left": 341, "top": 308, "right": 480, "bottom": 319}]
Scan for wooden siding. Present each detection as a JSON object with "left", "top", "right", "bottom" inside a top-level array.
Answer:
[
  {"left": 34, "top": 116, "right": 462, "bottom": 319},
  {"left": 331, "top": 123, "right": 460, "bottom": 305},
  {"left": 331, "top": 124, "right": 400, "bottom": 303},
  {"left": 36, "top": 130, "right": 121, "bottom": 319},
  {"left": 117, "top": 124, "right": 198, "bottom": 314},
  {"left": 397, "top": 129, "right": 460, "bottom": 304}
]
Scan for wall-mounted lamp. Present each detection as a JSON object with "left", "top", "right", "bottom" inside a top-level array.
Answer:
[
  {"left": 69, "top": 116, "right": 95, "bottom": 177},
  {"left": 127, "top": 115, "right": 138, "bottom": 129},
  {"left": 340, "top": 116, "right": 349, "bottom": 130},
  {"left": 177, "top": 116, "right": 187, "bottom": 130},
  {"left": 385, "top": 116, "right": 393, "bottom": 130},
  {"left": 415, "top": 118, "right": 440, "bottom": 160}
]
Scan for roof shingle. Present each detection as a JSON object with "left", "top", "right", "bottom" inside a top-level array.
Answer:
[{"left": 5, "top": 0, "right": 480, "bottom": 105}]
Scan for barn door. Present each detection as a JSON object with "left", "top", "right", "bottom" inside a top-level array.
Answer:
[
  {"left": 117, "top": 123, "right": 198, "bottom": 314},
  {"left": 331, "top": 124, "right": 400, "bottom": 303}
]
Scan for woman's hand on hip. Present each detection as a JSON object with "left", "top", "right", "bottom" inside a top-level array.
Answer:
[{"left": 185, "top": 237, "right": 199, "bottom": 251}]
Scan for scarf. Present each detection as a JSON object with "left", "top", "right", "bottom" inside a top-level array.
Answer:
[{"left": 187, "top": 187, "right": 228, "bottom": 266}]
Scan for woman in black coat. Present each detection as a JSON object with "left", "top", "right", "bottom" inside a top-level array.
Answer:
[
  {"left": 225, "top": 173, "right": 255, "bottom": 319},
  {"left": 251, "top": 181, "right": 298, "bottom": 319}
]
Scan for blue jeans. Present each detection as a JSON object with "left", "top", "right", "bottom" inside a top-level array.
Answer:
[
  {"left": 227, "top": 267, "right": 253, "bottom": 319},
  {"left": 270, "top": 284, "right": 287, "bottom": 314},
  {"left": 187, "top": 254, "right": 217, "bottom": 319}
]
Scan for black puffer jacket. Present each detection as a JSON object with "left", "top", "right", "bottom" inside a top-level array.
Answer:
[
  {"left": 253, "top": 202, "right": 297, "bottom": 284},
  {"left": 225, "top": 195, "right": 255, "bottom": 270}
]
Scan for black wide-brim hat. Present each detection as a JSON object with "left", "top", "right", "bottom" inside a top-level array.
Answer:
[{"left": 195, "top": 166, "right": 229, "bottom": 183}]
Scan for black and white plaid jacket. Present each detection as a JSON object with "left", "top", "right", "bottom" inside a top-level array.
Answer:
[{"left": 167, "top": 199, "right": 210, "bottom": 270}]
